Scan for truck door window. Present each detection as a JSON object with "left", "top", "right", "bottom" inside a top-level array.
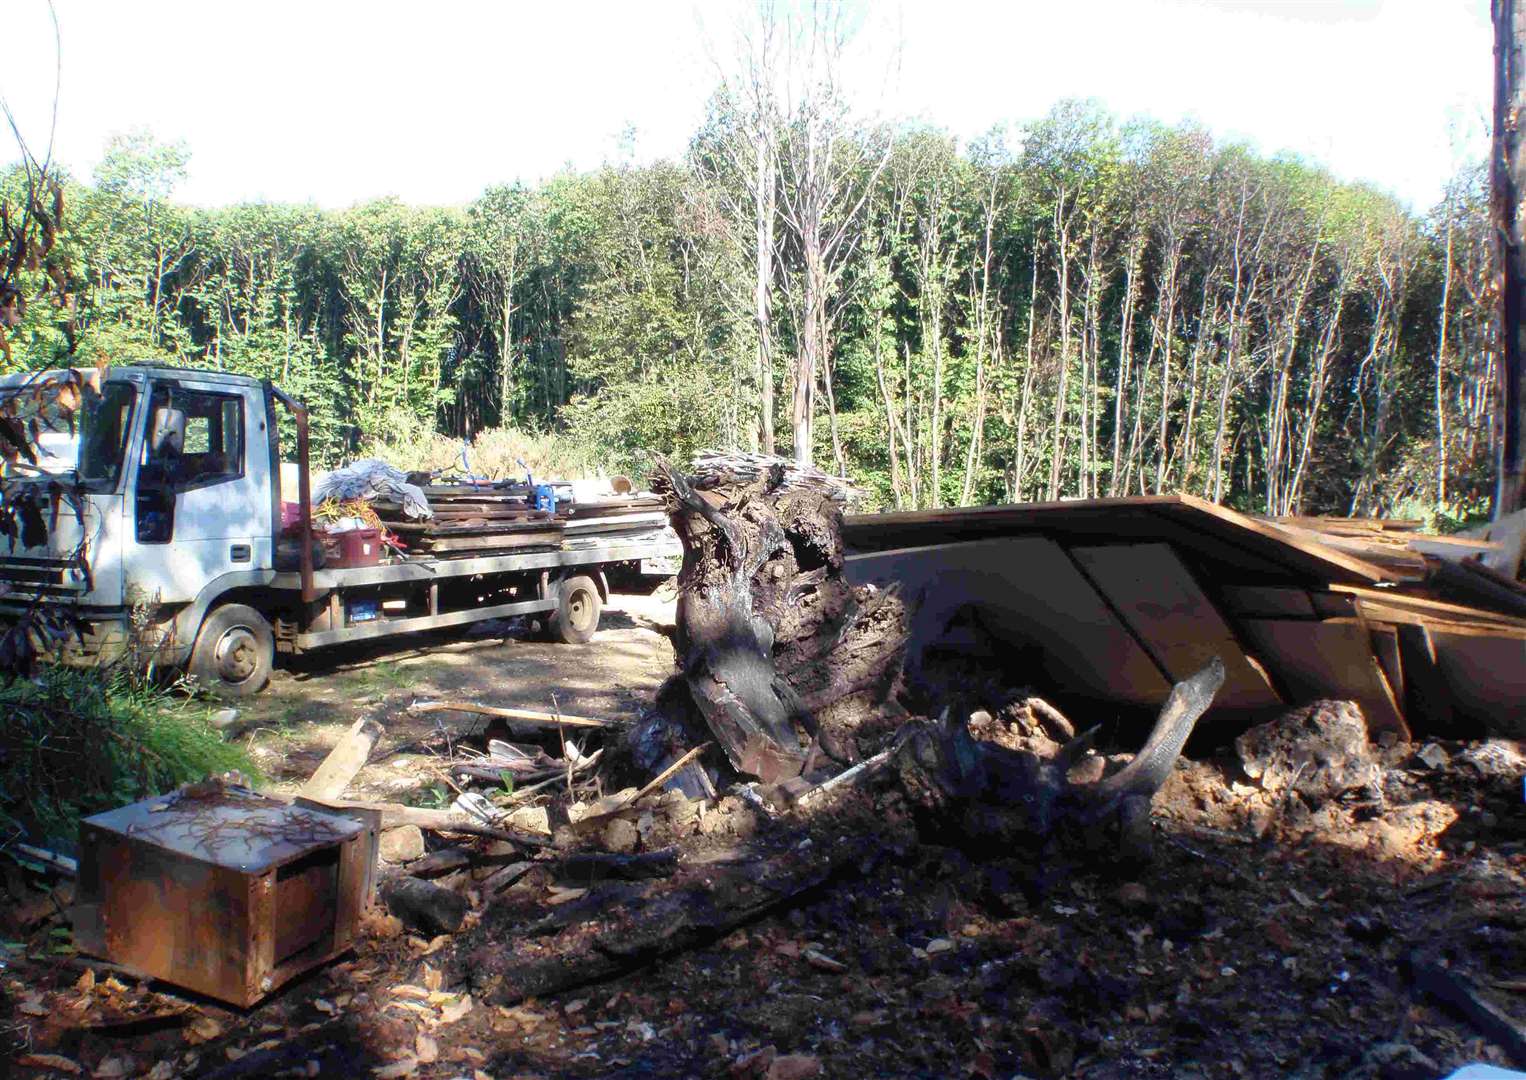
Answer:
[{"left": 147, "top": 388, "right": 244, "bottom": 490}]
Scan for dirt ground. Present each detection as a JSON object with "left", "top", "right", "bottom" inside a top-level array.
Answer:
[
  {"left": 235, "top": 590, "right": 679, "bottom": 803},
  {"left": 4, "top": 595, "right": 1526, "bottom": 1079}
]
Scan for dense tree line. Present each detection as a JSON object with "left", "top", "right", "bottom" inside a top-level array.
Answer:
[{"left": 1, "top": 98, "right": 1500, "bottom": 517}]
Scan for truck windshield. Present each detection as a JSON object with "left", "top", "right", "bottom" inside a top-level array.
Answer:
[{"left": 77, "top": 382, "right": 137, "bottom": 489}]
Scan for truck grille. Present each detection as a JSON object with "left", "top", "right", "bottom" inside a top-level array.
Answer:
[{"left": 0, "top": 556, "right": 85, "bottom": 599}]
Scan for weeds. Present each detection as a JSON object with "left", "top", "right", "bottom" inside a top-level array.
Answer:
[{"left": 0, "top": 666, "right": 259, "bottom": 850}]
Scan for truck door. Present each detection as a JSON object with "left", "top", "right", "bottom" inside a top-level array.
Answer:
[{"left": 127, "top": 381, "right": 272, "bottom": 606}]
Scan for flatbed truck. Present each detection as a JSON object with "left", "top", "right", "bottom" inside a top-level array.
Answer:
[{"left": 0, "top": 365, "right": 679, "bottom": 697}]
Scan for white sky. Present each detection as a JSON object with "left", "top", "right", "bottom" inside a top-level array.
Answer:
[{"left": 0, "top": 0, "right": 1495, "bottom": 213}]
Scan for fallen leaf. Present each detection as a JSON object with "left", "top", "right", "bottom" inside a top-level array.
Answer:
[
  {"left": 313, "top": 998, "right": 336, "bottom": 1015},
  {"left": 74, "top": 969, "right": 96, "bottom": 994},
  {"left": 391, "top": 985, "right": 429, "bottom": 1000},
  {"left": 422, "top": 966, "right": 442, "bottom": 992},
  {"left": 17, "top": 1053, "right": 82, "bottom": 1074},
  {"left": 187, "top": 1015, "right": 223, "bottom": 1043},
  {"left": 93, "top": 1057, "right": 129, "bottom": 1078},
  {"left": 546, "top": 886, "right": 588, "bottom": 906},
  {"left": 474, "top": 1071, "right": 493, "bottom": 1080},
  {"left": 145, "top": 1062, "right": 175, "bottom": 1080},
  {"left": 224, "top": 1046, "right": 246, "bottom": 1061},
  {"left": 373, "top": 1057, "right": 418, "bottom": 1078},
  {"left": 439, "top": 994, "right": 474, "bottom": 1025},
  {"left": 20, "top": 993, "right": 49, "bottom": 1016},
  {"left": 803, "top": 949, "right": 846, "bottom": 973},
  {"left": 421, "top": 935, "right": 451, "bottom": 956},
  {"left": 415, "top": 1033, "right": 438, "bottom": 1063}
]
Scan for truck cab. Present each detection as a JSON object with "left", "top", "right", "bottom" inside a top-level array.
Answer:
[
  {"left": 0, "top": 365, "right": 677, "bottom": 697},
  {"left": 1, "top": 366, "right": 276, "bottom": 663}
]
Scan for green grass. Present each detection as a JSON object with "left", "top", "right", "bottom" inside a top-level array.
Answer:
[{"left": 0, "top": 666, "right": 260, "bottom": 851}]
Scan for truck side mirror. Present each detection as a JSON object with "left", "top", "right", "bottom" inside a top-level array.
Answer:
[{"left": 150, "top": 407, "right": 187, "bottom": 458}]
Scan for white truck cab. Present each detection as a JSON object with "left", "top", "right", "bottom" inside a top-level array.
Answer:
[{"left": 0, "top": 365, "right": 678, "bottom": 697}]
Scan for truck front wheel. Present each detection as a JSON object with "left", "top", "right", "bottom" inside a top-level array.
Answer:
[
  {"left": 548, "top": 575, "right": 602, "bottom": 644},
  {"left": 188, "top": 603, "right": 274, "bottom": 698}
]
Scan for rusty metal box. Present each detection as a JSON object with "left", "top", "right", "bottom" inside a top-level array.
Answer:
[{"left": 72, "top": 788, "right": 372, "bottom": 1007}]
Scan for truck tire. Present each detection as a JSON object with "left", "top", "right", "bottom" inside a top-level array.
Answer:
[
  {"left": 548, "top": 575, "right": 601, "bottom": 644},
  {"left": 188, "top": 603, "right": 274, "bottom": 699}
]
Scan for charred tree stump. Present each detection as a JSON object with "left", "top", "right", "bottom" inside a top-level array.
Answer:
[{"left": 639, "top": 456, "right": 907, "bottom": 788}]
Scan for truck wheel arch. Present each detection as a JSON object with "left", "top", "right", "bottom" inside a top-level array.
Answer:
[{"left": 173, "top": 571, "right": 283, "bottom": 659}]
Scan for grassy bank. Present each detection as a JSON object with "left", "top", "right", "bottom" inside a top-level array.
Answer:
[{"left": 0, "top": 668, "right": 258, "bottom": 851}]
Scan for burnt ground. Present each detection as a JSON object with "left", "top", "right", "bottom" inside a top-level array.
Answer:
[{"left": 2, "top": 598, "right": 1525, "bottom": 1079}]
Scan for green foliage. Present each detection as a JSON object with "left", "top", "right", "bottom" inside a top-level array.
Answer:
[
  {"left": 0, "top": 109, "right": 1495, "bottom": 518},
  {"left": 0, "top": 667, "right": 259, "bottom": 850}
]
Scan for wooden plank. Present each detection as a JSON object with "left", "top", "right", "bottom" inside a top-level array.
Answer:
[
  {"left": 1310, "top": 592, "right": 1357, "bottom": 619},
  {"left": 1219, "top": 585, "right": 1317, "bottom": 618},
  {"left": 1070, "top": 544, "right": 1282, "bottom": 710},
  {"left": 1330, "top": 583, "right": 1526, "bottom": 630},
  {"left": 845, "top": 537, "right": 1171, "bottom": 707},
  {"left": 1238, "top": 618, "right": 1409, "bottom": 740},
  {"left": 1429, "top": 628, "right": 1526, "bottom": 737}
]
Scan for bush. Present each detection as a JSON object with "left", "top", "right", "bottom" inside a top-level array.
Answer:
[
  {"left": 0, "top": 668, "right": 259, "bottom": 851},
  {"left": 361, "top": 425, "right": 604, "bottom": 483}
]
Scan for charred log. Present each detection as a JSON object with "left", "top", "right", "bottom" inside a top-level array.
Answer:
[{"left": 892, "top": 658, "right": 1226, "bottom": 862}]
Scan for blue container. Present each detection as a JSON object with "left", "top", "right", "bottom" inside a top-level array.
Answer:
[{"left": 534, "top": 484, "right": 558, "bottom": 514}]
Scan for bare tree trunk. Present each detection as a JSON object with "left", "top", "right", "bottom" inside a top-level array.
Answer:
[
  {"left": 1047, "top": 197, "right": 1072, "bottom": 501},
  {"left": 1436, "top": 188, "right": 1455, "bottom": 505},
  {"left": 756, "top": 130, "right": 778, "bottom": 455},
  {"left": 1110, "top": 232, "right": 1143, "bottom": 495},
  {"left": 1493, "top": 0, "right": 1526, "bottom": 515},
  {"left": 1013, "top": 248, "right": 1040, "bottom": 502}
]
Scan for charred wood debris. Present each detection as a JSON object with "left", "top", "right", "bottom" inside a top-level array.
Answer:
[{"left": 5, "top": 454, "right": 1526, "bottom": 1078}]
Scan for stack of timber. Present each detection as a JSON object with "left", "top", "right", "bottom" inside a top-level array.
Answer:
[
  {"left": 841, "top": 495, "right": 1526, "bottom": 740},
  {"left": 371, "top": 482, "right": 670, "bottom": 557}
]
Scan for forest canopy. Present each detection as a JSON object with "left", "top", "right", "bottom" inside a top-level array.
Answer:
[{"left": 0, "top": 97, "right": 1498, "bottom": 519}]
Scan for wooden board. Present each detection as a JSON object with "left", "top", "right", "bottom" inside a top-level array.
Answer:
[
  {"left": 1238, "top": 618, "right": 1409, "bottom": 740},
  {"left": 1070, "top": 544, "right": 1283, "bottom": 710},
  {"left": 1429, "top": 627, "right": 1526, "bottom": 737},
  {"left": 845, "top": 537, "right": 1172, "bottom": 707},
  {"left": 843, "top": 494, "right": 1393, "bottom": 585},
  {"left": 1218, "top": 585, "right": 1317, "bottom": 619},
  {"left": 1332, "top": 584, "right": 1526, "bottom": 630}
]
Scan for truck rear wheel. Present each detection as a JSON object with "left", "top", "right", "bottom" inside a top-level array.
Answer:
[
  {"left": 548, "top": 575, "right": 601, "bottom": 644},
  {"left": 188, "top": 603, "right": 274, "bottom": 699}
]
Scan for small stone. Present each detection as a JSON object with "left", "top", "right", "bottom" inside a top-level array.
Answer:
[
  {"left": 209, "top": 708, "right": 240, "bottom": 730},
  {"left": 1116, "top": 882, "right": 1151, "bottom": 911},
  {"left": 378, "top": 826, "right": 426, "bottom": 864},
  {"left": 1415, "top": 743, "right": 1450, "bottom": 770},
  {"left": 603, "top": 818, "right": 639, "bottom": 853},
  {"left": 925, "top": 938, "right": 955, "bottom": 955}
]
